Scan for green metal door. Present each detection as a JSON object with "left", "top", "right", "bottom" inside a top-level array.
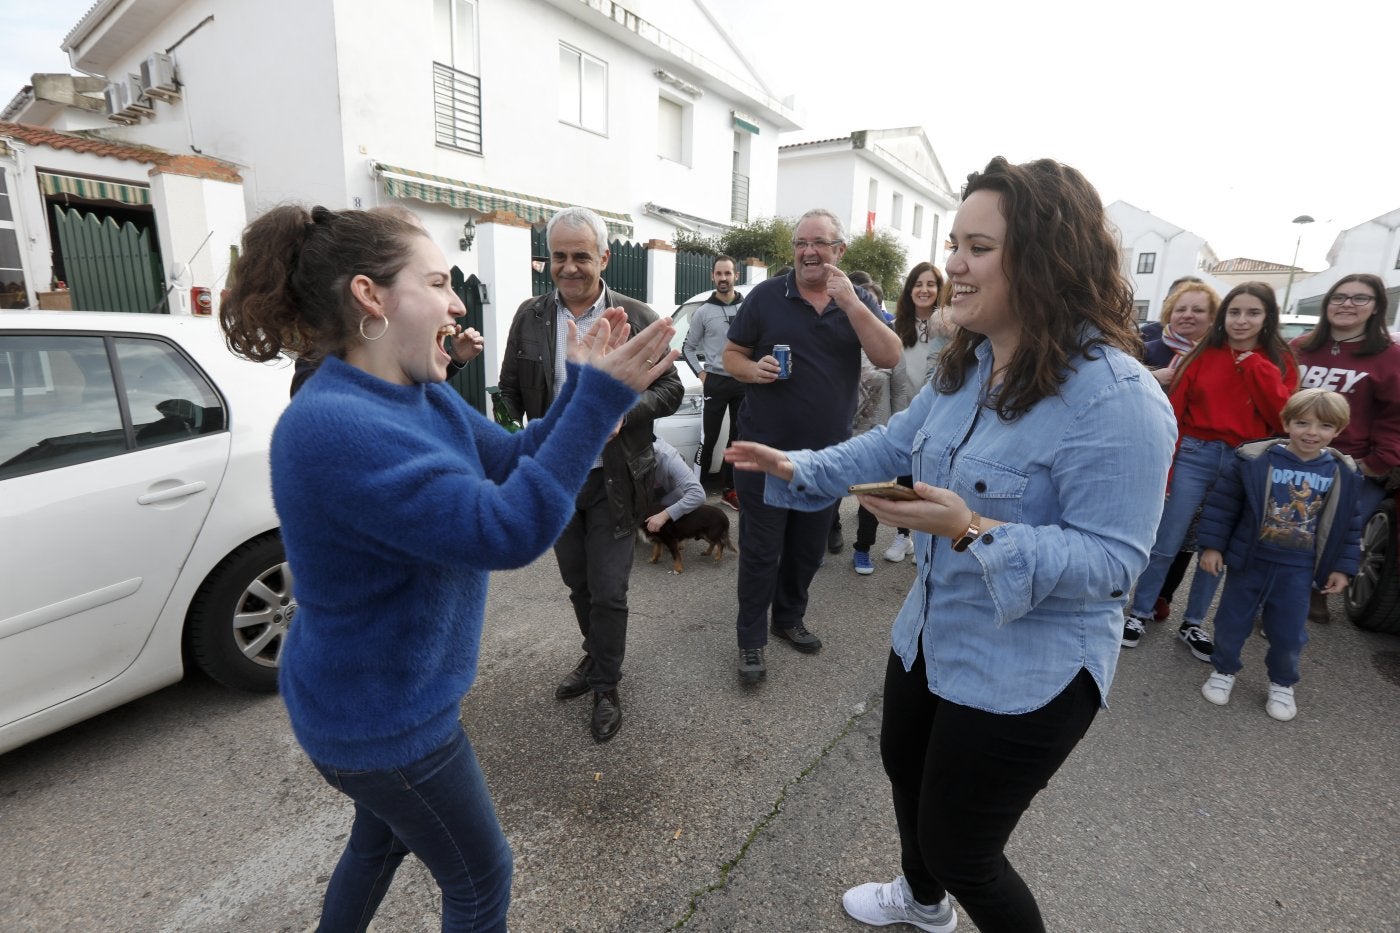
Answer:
[
  {"left": 607, "top": 238, "right": 646, "bottom": 302},
  {"left": 449, "top": 267, "right": 487, "bottom": 414},
  {"left": 52, "top": 205, "right": 165, "bottom": 313},
  {"left": 675, "top": 250, "right": 712, "bottom": 303}
]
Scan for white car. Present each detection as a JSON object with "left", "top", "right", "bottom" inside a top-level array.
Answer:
[
  {"left": 1, "top": 311, "right": 292, "bottom": 754},
  {"left": 1279, "top": 314, "right": 1320, "bottom": 341},
  {"left": 653, "top": 291, "right": 735, "bottom": 474}
]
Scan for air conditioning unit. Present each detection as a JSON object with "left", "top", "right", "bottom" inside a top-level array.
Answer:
[
  {"left": 139, "top": 52, "right": 180, "bottom": 101},
  {"left": 125, "top": 76, "right": 155, "bottom": 116},
  {"left": 103, "top": 82, "right": 138, "bottom": 124}
]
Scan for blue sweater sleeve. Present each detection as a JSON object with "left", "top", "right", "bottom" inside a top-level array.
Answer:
[{"left": 278, "top": 365, "right": 635, "bottom": 573}]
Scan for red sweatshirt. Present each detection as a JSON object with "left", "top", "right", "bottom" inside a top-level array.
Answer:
[
  {"left": 1170, "top": 344, "right": 1298, "bottom": 446},
  {"left": 1292, "top": 337, "right": 1400, "bottom": 474}
]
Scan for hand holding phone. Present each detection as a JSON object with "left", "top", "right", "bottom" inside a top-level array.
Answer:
[{"left": 848, "top": 481, "right": 921, "bottom": 501}]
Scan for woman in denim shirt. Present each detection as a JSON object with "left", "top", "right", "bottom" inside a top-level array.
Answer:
[{"left": 727, "top": 157, "right": 1176, "bottom": 933}]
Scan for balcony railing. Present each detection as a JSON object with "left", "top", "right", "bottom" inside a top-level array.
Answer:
[{"left": 433, "top": 61, "right": 482, "bottom": 155}]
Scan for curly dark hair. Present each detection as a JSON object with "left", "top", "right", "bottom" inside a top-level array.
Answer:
[
  {"left": 893, "top": 261, "right": 946, "bottom": 349},
  {"left": 220, "top": 204, "right": 424, "bottom": 362},
  {"left": 1296, "top": 273, "right": 1392, "bottom": 356},
  {"left": 934, "top": 157, "right": 1141, "bottom": 420}
]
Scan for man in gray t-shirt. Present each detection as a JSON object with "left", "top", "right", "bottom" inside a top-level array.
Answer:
[{"left": 680, "top": 254, "right": 745, "bottom": 510}]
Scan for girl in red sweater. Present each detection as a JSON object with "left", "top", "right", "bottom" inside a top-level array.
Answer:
[{"left": 1125, "top": 281, "right": 1299, "bottom": 658}]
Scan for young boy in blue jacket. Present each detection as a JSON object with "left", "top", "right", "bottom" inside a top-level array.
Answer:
[{"left": 1196, "top": 388, "right": 1363, "bottom": 722}]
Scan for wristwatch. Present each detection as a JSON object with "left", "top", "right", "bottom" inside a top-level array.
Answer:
[{"left": 951, "top": 510, "right": 982, "bottom": 552}]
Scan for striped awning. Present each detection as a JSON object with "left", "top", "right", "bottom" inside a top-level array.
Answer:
[
  {"left": 38, "top": 171, "right": 151, "bottom": 207},
  {"left": 375, "top": 163, "right": 633, "bottom": 240}
]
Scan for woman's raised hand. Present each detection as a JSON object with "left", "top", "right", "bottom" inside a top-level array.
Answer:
[
  {"left": 567, "top": 308, "right": 677, "bottom": 393},
  {"left": 724, "top": 441, "right": 794, "bottom": 482}
]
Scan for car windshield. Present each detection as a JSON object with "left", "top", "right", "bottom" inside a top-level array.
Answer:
[{"left": 668, "top": 301, "right": 706, "bottom": 354}]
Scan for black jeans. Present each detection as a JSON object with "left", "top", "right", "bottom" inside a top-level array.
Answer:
[
  {"left": 854, "top": 474, "right": 912, "bottom": 552},
  {"left": 880, "top": 648, "right": 1100, "bottom": 933},
  {"left": 733, "top": 467, "right": 835, "bottom": 648},
  {"left": 554, "top": 469, "right": 635, "bottom": 692},
  {"left": 697, "top": 373, "right": 744, "bottom": 489}
]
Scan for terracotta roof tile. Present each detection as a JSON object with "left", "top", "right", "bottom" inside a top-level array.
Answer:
[
  {"left": 1211, "top": 257, "right": 1302, "bottom": 274},
  {"left": 0, "top": 121, "right": 241, "bottom": 183}
]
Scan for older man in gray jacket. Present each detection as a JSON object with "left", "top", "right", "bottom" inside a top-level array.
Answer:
[{"left": 498, "top": 207, "right": 682, "bottom": 743}]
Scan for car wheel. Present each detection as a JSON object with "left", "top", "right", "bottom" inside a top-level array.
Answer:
[
  {"left": 1345, "top": 499, "right": 1400, "bottom": 634},
  {"left": 186, "top": 534, "right": 293, "bottom": 692}
]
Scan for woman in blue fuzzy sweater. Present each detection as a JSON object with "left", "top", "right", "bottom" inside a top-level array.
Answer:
[{"left": 220, "top": 204, "right": 677, "bottom": 932}]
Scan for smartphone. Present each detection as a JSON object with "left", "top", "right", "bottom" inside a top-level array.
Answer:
[{"left": 848, "top": 481, "right": 920, "bottom": 501}]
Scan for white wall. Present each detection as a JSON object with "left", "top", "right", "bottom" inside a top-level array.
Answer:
[
  {"left": 1291, "top": 210, "right": 1400, "bottom": 319},
  {"left": 1107, "top": 202, "right": 1223, "bottom": 319}
]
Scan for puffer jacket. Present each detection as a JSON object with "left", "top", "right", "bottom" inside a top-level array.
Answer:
[{"left": 1196, "top": 439, "right": 1364, "bottom": 588}]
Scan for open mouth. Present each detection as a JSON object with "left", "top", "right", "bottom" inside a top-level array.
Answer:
[{"left": 438, "top": 323, "right": 461, "bottom": 357}]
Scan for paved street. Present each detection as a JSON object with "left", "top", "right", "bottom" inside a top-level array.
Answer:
[{"left": 2, "top": 496, "right": 1398, "bottom": 932}]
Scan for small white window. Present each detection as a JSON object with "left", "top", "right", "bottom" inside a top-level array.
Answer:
[
  {"left": 867, "top": 178, "right": 878, "bottom": 213},
  {"left": 912, "top": 204, "right": 924, "bottom": 238},
  {"left": 559, "top": 43, "right": 607, "bottom": 134},
  {"left": 433, "top": 0, "right": 477, "bottom": 73},
  {"left": 657, "top": 96, "right": 684, "bottom": 163},
  {"left": 891, "top": 192, "right": 904, "bottom": 230}
]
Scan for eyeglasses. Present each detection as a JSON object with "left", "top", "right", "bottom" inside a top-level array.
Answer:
[
  {"left": 1329, "top": 293, "right": 1375, "bottom": 307},
  {"left": 791, "top": 239, "right": 842, "bottom": 250}
]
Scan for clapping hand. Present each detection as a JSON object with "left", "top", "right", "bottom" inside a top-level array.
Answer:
[{"left": 567, "top": 308, "right": 678, "bottom": 392}]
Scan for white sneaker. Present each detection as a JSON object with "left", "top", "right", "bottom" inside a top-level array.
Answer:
[
  {"left": 1266, "top": 683, "right": 1297, "bottom": 721},
  {"left": 883, "top": 534, "right": 914, "bottom": 562},
  {"left": 1201, "top": 672, "right": 1236, "bottom": 706},
  {"left": 842, "top": 875, "right": 957, "bottom": 932}
]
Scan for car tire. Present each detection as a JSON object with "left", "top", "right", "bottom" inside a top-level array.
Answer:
[
  {"left": 185, "top": 534, "right": 293, "bottom": 692},
  {"left": 1345, "top": 499, "right": 1400, "bottom": 635}
]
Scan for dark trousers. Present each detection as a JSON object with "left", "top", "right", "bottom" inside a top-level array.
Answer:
[
  {"left": 881, "top": 648, "right": 1100, "bottom": 933},
  {"left": 733, "top": 467, "right": 835, "bottom": 648},
  {"left": 697, "top": 373, "right": 744, "bottom": 489},
  {"left": 1210, "top": 560, "right": 1314, "bottom": 686},
  {"left": 854, "top": 474, "right": 912, "bottom": 552},
  {"left": 554, "top": 469, "right": 634, "bottom": 692}
]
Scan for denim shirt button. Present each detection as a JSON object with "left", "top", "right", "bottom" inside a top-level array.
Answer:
[
  {"left": 1110, "top": 589, "right": 1123, "bottom": 598},
  {"left": 974, "top": 480, "right": 987, "bottom": 492},
  {"left": 794, "top": 484, "right": 806, "bottom": 492},
  {"left": 981, "top": 533, "right": 994, "bottom": 544}
]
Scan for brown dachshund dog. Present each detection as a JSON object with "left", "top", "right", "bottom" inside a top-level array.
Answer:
[{"left": 644, "top": 504, "right": 733, "bottom": 573}]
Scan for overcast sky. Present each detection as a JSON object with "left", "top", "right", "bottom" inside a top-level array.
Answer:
[{"left": 4, "top": 0, "right": 1396, "bottom": 271}]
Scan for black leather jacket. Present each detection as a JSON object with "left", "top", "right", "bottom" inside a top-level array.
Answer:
[{"left": 498, "top": 289, "right": 683, "bottom": 537}]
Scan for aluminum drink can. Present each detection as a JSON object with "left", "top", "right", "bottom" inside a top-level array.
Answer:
[{"left": 773, "top": 344, "right": 791, "bottom": 379}]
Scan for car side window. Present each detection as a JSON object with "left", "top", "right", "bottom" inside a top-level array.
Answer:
[
  {"left": 114, "top": 338, "right": 225, "bottom": 448},
  {"left": 0, "top": 335, "right": 125, "bottom": 479}
]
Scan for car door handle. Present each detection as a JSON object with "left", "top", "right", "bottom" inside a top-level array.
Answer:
[{"left": 137, "top": 481, "right": 208, "bottom": 505}]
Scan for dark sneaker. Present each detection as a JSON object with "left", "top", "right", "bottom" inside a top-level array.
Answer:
[
  {"left": 721, "top": 489, "right": 740, "bottom": 511},
  {"left": 554, "top": 655, "right": 592, "bottom": 700},
  {"left": 738, "top": 647, "right": 766, "bottom": 684},
  {"left": 853, "top": 550, "right": 875, "bottom": 575},
  {"left": 1121, "top": 615, "right": 1146, "bottom": 648},
  {"left": 842, "top": 875, "right": 957, "bottom": 932},
  {"left": 771, "top": 623, "right": 822, "bottom": 653},
  {"left": 1178, "top": 623, "right": 1214, "bottom": 662},
  {"left": 827, "top": 522, "right": 845, "bottom": 554}
]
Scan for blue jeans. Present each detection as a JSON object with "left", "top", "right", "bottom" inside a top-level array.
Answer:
[
  {"left": 312, "top": 727, "right": 512, "bottom": 932},
  {"left": 1130, "top": 437, "right": 1231, "bottom": 624},
  {"left": 1210, "top": 560, "right": 1313, "bottom": 686}
]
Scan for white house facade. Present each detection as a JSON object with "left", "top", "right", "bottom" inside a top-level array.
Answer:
[
  {"left": 1289, "top": 207, "right": 1400, "bottom": 321},
  {"left": 776, "top": 128, "right": 958, "bottom": 268},
  {"left": 1106, "top": 200, "right": 1223, "bottom": 322},
  {"left": 5, "top": 0, "right": 797, "bottom": 300}
]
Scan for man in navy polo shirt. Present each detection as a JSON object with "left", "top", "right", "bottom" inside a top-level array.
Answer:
[{"left": 721, "top": 208, "right": 902, "bottom": 684}]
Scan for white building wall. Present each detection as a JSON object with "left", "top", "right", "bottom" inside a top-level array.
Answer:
[
  {"left": 1291, "top": 209, "right": 1400, "bottom": 319},
  {"left": 774, "top": 152, "right": 856, "bottom": 228},
  {"left": 1106, "top": 201, "right": 1224, "bottom": 320}
]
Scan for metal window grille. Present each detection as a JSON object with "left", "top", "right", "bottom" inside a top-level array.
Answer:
[
  {"left": 730, "top": 172, "right": 749, "bottom": 224},
  {"left": 434, "top": 61, "right": 483, "bottom": 155}
]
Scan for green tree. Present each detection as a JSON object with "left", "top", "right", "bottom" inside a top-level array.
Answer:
[
  {"left": 717, "top": 216, "right": 794, "bottom": 274},
  {"left": 840, "top": 229, "right": 908, "bottom": 298},
  {"left": 671, "top": 230, "right": 719, "bottom": 256}
]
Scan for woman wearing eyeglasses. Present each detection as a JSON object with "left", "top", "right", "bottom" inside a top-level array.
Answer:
[{"left": 1291, "top": 273, "right": 1400, "bottom": 622}]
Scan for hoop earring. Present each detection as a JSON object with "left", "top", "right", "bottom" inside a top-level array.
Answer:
[{"left": 359, "top": 315, "right": 389, "bottom": 341}]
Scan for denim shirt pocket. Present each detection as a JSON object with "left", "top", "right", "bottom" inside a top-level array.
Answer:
[{"left": 955, "top": 455, "right": 1030, "bottom": 523}]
